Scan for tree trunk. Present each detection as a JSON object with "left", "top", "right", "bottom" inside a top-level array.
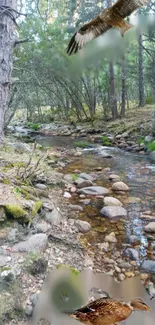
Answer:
[
  {"left": 107, "top": 0, "right": 117, "bottom": 120},
  {"left": 120, "top": 55, "right": 126, "bottom": 118},
  {"left": 0, "top": 0, "right": 15, "bottom": 145},
  {"left": 109, "top": 62, "right": 117, "bottom": 120},
  {"left": 152, "top": 51, "right": 155, "bottom": 103},
  {"left": 138, "top": 34, "right": 145, "bottom": 107}
]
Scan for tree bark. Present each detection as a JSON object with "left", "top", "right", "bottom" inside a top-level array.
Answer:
[
  {"left": 121, "top": 55, "right": 126, "bottom": 118},
  {"left": 138, "top": 34, "right": 145, "bottom": 107},
  {"left": 109, "top": 62, "right": 118, "bottom": 120},
  {"left": 0, "top": 0, "right": 15, "bottom": 145}
]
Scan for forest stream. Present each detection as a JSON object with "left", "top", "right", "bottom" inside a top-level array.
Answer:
[{"left": 36, "top": 135, "right": 155, "bottom": 265}]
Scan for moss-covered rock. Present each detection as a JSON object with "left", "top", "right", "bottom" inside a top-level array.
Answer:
[
  {"left": 32, "top": 200, "right": 43, "bottom": 217},
  {"left": 4, "top": 204, "right": 27, "bottom": 219}
]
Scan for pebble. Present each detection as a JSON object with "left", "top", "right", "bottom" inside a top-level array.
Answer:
[
  {"left": 105, "top": 232, "right": 117, "bottom": 243},
  {"left": 115, "top": 266, "right": 121, "bottom": 273},
  {"left": 125, "top": 271, "right": 134, "bottom": 277},
  {"left": 118, "top": 273, "right": 125, "bottom": 281},
  {"left": 75, "top": 220, "right": 91, "bottom": 233},
  {"left": 63, "top": 191, "right": 72, "bottom": 198}
]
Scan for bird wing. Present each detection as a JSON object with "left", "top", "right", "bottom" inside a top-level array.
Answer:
[
  {"left": 66, "top": 15, "right": 111, "bottom": 55},
  {"left": 112, "top": 0, "right": 148, "bottom": 18},
  {"left": 73, "top": 298, "right": 114, "bottom": 314}
]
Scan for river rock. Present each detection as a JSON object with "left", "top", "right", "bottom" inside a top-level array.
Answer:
[
  {"left": 0, "top": 255, "right": 12, "bottom": 267},
  {"left": 7, "top": 228, "right": 19, "bottom": 243},
  {"left": 108, "top": 174, "right": 120, "bottom": 181},
  {"left": 35, "top": 222, "right": 50, "bottom": 233},
  {"left": 75, "top": 220, "right": 91, "bottom": 233},
  {"left": 100, "top": 151, "right": 113, "bottom": 158},
  {"left": 122, "top": 132, "right": 129, "bottom": 138},
  {"left": 140, "top": 260, "right": 155, "bottom": 273},
  {"left": 112, "top": 182, "right": 129, "bottom": 191},
  {"left": 100, "top": 206, "right": 127, "bottom": 218},
  {"left": 103, "top": 196, "right": 122, "bottom": 206},
  {"left": 79, "top": 173, "right": 95, "bottom": 182},
  {"left": 64, "top": 174, "right": 74, "bottom": 182},
  {"left": 12, "top": 234, "right": 48, "bottom": 253},
  {"left": 144, "top": 222, "right": 155, "bottom": 233},
  {"left": 74, "top": 151, "right": 82, "bottom": 157},
  {"left": 128, "top": 235, "right": 141, "bottom": 246},
  {"left": 147, "top": 283, "right": 155, "bottom": 298},
  {"left": 68, "top": 204, "right": 83, "bottom": 211},
  {"left": 105, "top": 232, "right": 117, "bottom": 243},
  {"left": 76, "top": 180, "right": 93, "bottom": 188},
  {"left": 124, "top": 248, "right": 139, "bottom": 261},
  {"left": 97, "top": 242, "right": 109, "bottom": 252},
  {"left": 13, "top": 142, "right": 31, "bottom": 153},
  {"left": 77, "top": 186, "right": 109, "bottom": 196},
  {"left": 63, "top": 191, "right": 72, "bottom": 198},
  {"left": 118, "top": 273, "right": 125, "bottom": 281},
  {"left": 45, "top": 207, "right": 61, "bottom": 225},
  {"left": 119, "top": 262, "right": 131, "bottom": 269},
  {"left": 145, "top": 135, "right": 153, "bottom": 143},
  {"left": 35, "top": 183, "right": 47, "bottom": 190}
]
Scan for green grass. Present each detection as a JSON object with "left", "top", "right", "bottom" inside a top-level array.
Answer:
[{"left": 74, "top": 141, "right": 90, "bottom": 148}]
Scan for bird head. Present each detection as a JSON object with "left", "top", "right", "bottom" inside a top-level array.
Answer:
[{"left": 130, "top": 298, "right": 151, "bottom": 311}]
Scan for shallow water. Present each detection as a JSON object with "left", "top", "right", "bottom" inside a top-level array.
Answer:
[{"left": 37, "top": 136, "right": 155, "bottom": 262}]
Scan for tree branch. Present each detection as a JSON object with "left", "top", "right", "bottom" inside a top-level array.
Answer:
[{"left": 14, "top": 39, "right": 30, "bottom": 47}]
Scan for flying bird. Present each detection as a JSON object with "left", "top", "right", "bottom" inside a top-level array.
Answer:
[
  {"left": 67, "top": 0, "right": 149, "bottom": 55},
  {"left": 68, "top": 296, "right": 151, "bottom": 325}
]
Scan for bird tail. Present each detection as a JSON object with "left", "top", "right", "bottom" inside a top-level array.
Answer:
[{"left": 119, "top": 20, "right": 133, "bottom": 36}]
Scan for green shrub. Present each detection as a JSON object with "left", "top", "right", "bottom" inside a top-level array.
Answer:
[
  {"left": 102, "top": 135, "right": 112, "bottom": 146},
  {"left": 26, "top": 122, "right": 40, "bottom": 130},
  {"left": 147, "top": 141, "right": 155, "bottom": 152},
  {"left": 137, "top": 136, "right": 145, "bottom": 145}
]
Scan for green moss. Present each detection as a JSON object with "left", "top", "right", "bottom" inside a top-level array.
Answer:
[
  {"left": 93, "top": 226, "right": 106, "bottom": 233},
  {"left": 56, "top": 264, "right": 80, "bottom": 275},
  {"left": 72, "top": 174, "right": 78, "bottom": 181},
  {"left": 4, "top": 204, "right": 27, "bottom": 219},
  {"left": 20, "top": 188, "right": 30, "bottom": 199},
  {"left": 13, "top": 162, "right": 26, "bottom": 168},
  {"left": 2, "top": 178, "right": 11, "bottom": 185},
  {"left": 0, "top": 266, "right": 11, "bottom": 272},
  {"left": 32, "top": 200, "right": 43, "bottom": 216}
]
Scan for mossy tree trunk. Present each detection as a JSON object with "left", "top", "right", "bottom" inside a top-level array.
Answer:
[{"left": 0, "top": 0, "right": 16, "bottom": 145}]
